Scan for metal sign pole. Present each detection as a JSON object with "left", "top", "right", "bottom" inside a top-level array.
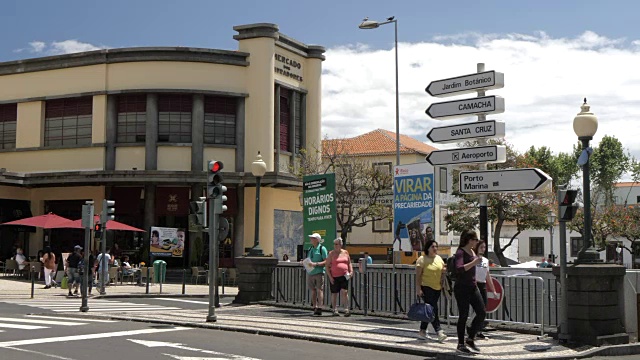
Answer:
[
  {"left": 80, "top": 202, "right": 93, "bottom": 312},
  {"left": 206, "top": 197, "right": 218, "bottom": 322}
]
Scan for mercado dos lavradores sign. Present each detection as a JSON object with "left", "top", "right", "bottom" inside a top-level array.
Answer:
[
  {"left": 274, "top": 53, "right": 303, "bottom": 82},
  {"left": 302, "top": 173, "right": 336, "bottom": 250}
]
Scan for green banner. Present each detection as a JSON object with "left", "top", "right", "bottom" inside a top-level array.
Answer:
[{"left": 302, "top": 173, "right": 337, "bottom": 251}]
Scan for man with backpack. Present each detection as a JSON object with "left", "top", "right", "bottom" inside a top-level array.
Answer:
[{"left": 306, "top": 233, "right": 328, "bottom": 316}]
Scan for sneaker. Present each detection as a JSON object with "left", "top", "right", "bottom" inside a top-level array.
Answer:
[
  {"left": 476, "top": 332, "right": 487, "bottom": 339},
  {"left": 43, "top": 285, "right": 50, "bottom": 289},
  {"left": 437, "top": 330, "right": 448, "bottom": 342},
  {"left": 418, "top": 329, "right": 427, "bottom": 340},
  {"left": 343, "top": 309, "right": 351, "bottom": 317},
  {"left": 313, "top": 308, "right": 321, "bottom": 316},
  {"left": 332, "top": 309, "right": 339, "bottom": 316},
  {"left": 457, "top": 344, "right": 472, "bottom": 353},
  {"left": 68, "top": 292, "right": 73, "bottom": 297},
  {"left": 465, "top": 339, "right": 480, "bottom": 352},
  {"left": 74, "top": 290, "right": 79, "bottom": 295}
]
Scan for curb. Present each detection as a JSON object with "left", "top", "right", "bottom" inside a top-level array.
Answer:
[{"left": 93, "top": 294, "right": 236, "bottom": 299}]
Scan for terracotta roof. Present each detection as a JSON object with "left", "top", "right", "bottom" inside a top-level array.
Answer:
[
  {"left": 323, "top": 129, "right": 438, "bottom": 156},
  {"left": 615, "top": 182, "right": 639, "bottom": 188}
]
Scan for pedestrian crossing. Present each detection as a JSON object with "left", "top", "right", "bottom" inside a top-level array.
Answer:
[
  {"left": 0, "top": 298, "right": 182, "bottom": 313},
  {"left": 0, "top": 314, "right": 117, "bottom": 332}
]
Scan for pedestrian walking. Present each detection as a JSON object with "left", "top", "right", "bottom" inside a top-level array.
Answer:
[
  {"left": 65, "top": 245, "right": 83, "bottom": 297},
  {"left": 305, "top": 233, "right": 327, "bottom": 316},
  {"left": 473, "top": 240, "right": 496, "bottom": 339},
  {"left": 453, "top": 230, "right": 485, "bottom": 354},
  {"left": 415, "top": 239, "right": 447, "bottom": 342},
  {"left": 326, "top": 237, "right": 353, "bottom": 317},
  {"left": 96, "top": 248, "right": 112, "bottom": 290},
  {"left": 41, "top": 246, "right": 57, "bottom": 289}
]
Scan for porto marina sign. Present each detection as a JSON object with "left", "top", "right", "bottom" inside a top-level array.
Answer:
[
  {"left": 427, "top": 120, "right": 505, "bottom": 143},
  {"left": 426, "top": 95, "right": 505, "bottom": 120},
  {"left": 458, "top": 168, "right": 551, "bottom": 194},
  {"left": 426, "top": 70, "right": 504, "bottom": 97},
  {"left": 425, "top": 145, "right": 506, "bottom": 166}
]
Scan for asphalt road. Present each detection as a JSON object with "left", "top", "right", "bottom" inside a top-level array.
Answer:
[{"left": 0, "top": 307, "right": 425, "bottom": 360}]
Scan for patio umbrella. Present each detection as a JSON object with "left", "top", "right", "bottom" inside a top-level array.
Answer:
[
  {"left": 0, "top": 213, "right": 73, "bottom": 229},
  {"left": 49, "top": 215, "right": 145, "bottom": 232}
]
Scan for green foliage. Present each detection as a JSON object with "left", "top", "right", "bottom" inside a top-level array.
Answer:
[
  {"left": 590, "top": 135, "right": 630, "bottom": 206},
  {"left": 523, "top": 146, "right": 579, "bottom": 191}
]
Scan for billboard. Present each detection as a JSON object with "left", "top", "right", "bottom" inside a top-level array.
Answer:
[
  {"left": 302, "top": 173, "right": 337, "bottom": 251},
  {"left": 393, "top": 163, "right": 434, "bottom": 252},
  {"left": 150, "top": 226, "right": 185, "bottom": 257}
]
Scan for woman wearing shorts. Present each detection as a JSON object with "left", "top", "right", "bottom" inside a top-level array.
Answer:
[{"left": 326, "top": 237, "right": 353, "bottom": 317}]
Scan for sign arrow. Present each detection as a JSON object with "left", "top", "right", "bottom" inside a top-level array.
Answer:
[
  {"left": 426, "top": 95, "right": 505, "bottom": 120},
  {"left": 426, "top": 120, "right": 505, "bottom": 143},
  {"left": 425, "top": 145, "right": 506, "bottom": 166},
  {"left": 129, "top": 339, "right": 260, "bottom": 360},
  {"left": 458, "top": 168, "right": 551, "bottom": 194},
  {"left": 426, "top": 70, "right": 504, "bottom": 97}
]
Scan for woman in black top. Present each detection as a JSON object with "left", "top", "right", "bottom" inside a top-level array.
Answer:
[{"left": 453, "top": 230, "right": 485, "bottom": 354}]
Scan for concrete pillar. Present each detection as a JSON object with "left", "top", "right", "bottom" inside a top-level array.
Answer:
[
  {"left": 145, "top": 94, "right": 158, "bottom": 170},
  {"left": 143, "top": 184, "right": 156, "bottom": 262},
  {"left": 191, "top": 94, "right": 204, "bottom": 171},
  {"left": 235, "top": 97, "right": 246, "bottom": 172},
  {"left": 105, "top": 95, "right": 117, "bottom": 170}
]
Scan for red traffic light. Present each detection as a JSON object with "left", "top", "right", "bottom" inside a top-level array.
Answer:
[
  {"left": 94, "top": 223, "right": 102, "bottom": 231},
  {"left": 209, "top": 160, "right": 223, "bottom": 173}
]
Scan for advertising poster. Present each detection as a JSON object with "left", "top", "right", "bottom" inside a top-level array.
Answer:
[
  {"left": 302, "top": 173, "right": 337, "bottom": 251},
  {"left": 150, "top": 226, "right": 185, "bottom": 257},
  {"left": 393, "top": 163, "right": 434, "bottom": 252}
]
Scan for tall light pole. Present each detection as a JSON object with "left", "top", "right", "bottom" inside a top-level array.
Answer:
[
  {"left": 573, "top": 98, "right": 600, "bottom": 263},
  {"left": 249, "top": 152, "right": 267, "bottom": 256},
  {"left": 358, "top": 16, "right": 400, "bottom": 166},
  {"left": 547, "top": 210, "right": 556, "bottom": 263}
]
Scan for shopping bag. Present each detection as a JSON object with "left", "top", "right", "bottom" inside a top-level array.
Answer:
[
  {"left": 407, "top": 297, "right": 434, "bottom": 322},
  {"left": 61, "top": 276, "right": 68, "bottom": 289}
]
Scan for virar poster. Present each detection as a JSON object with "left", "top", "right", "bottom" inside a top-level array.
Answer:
[
  {"left": 393, "top": 163, "right": 434, "bottom": 252},
  {"left": 150, "top": 226, "right": 185, "bottom": 257},
  {"left": 302, "top": 173, "right": 337, "bottom": 251}
]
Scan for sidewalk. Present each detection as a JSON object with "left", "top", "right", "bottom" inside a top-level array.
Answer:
[{"left": 0, "top": 276, "right": 237, "bottom": 299}]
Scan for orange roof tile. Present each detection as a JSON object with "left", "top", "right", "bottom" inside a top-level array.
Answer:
[
  {"left": 323, "top": 129, "right": 438, "bottom": 156},
  {"left": 615, "top": 182, "right": 639, "bottom": 188}
]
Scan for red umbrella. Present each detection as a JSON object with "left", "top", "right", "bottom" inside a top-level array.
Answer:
[
  {"left": 0, "top": 213, "right": 73, "bottom": 229},
  {"left": 50, "top": 215, "right": 145, "bottom": 232}
]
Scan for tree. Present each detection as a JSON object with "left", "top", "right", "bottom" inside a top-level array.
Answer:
[
  {"left": 445, "top": 141, "right": 554, "bottom": 266},
  {"left": 295, "top": 139, "right": 393, "bottom": 242},
  {"left": 609, "top": 205, "right": 640, "bottom": 266},
  {"left": 589, "top": 135, "right": 630, "bottom": 207},
  {"left": 523, "top": 146, "right": 579, "bottom": 192}
]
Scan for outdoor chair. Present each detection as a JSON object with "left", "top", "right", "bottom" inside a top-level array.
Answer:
[
  {"left": 120, "top": 268, "right": 136, "bottom": 284},
  {"left": 191, "top": 266, "right": 207, "bottom": 284},
  {"left": 5, "top": 259, "right": 18, "bottom": 276},
  {"left": 29, "top": 262, "right": 42, "bottom": 280},
  {"left": 139, "top": 266, "right": 154, "bottom": 285},
  {"left": 108, "top": 267, "right": 118, "bottom": 286}
]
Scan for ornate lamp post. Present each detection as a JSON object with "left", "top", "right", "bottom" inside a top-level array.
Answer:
[
  {"left": 547, "top": 210, "right": 556, "bottom": 263},
  {"left": 249, "top": 152, "right": 267, "bottom": 256},
  {"left": 573, "top": 99, "right": 600, "bottom": 263}
]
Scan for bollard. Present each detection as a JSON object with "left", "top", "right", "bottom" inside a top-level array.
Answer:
[
  {"left": 159, "top": 273, "right": 163, "bottom": 294},
  {"left": 145, "top": 267, "right": 150, "bottom": 294},
  {"left": 221, "top": 269, "right": 225, "bottom": 295},
  {"left": 182, "top": 268, "right": 186, "bottom": 295},
  {"left": 30, "top": 266, "right": 35, "bottom": 299}
]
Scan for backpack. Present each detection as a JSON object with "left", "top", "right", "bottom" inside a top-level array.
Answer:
[
  {"left": 446, "top": 255, "right": 458, "bottom": 282},
  {"left": 308, "top": 244, "right": 326, "bottom": 261}
]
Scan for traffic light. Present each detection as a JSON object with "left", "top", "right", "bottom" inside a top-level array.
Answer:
[
  {"left": 207, "top": 160, "right": 224, "bottom": 199},
  {"left": 558, "top": 189, "right": 579, "bottom": 221},
  {"left": 94, "top": 223, "right": 102, "bottom": 238},
  {"left": 189, "top": 197, "right": 207, "bottom": 227},
  {"left": 101, "top": 199, "right": 115, "bottom": 225},
  {"left": 213, "top": 185, "right": 228, "bottom": 215}
]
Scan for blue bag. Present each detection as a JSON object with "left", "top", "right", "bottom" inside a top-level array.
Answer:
[{"left": 407, "top": 297, "right": 435, "bottom": 322}]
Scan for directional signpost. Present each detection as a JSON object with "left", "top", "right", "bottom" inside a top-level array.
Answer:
[
  {"left": 426, "top": 120, "right": 505, "bottom": 143},
  {"left": 458, "top": 168, "right": 551, "bottom": 194},
  {"left": 426, "top": 70, "right": 505, "bottom": 98},
  {"left": 425, "top": 95, "right": 505, "bottom": 120},
  {"left": 425, "top": 145, "right": 506, "bottom": 166}
]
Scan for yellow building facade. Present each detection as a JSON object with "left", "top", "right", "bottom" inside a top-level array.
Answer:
[{"left": 0, "top": 23, "right": 324, "bottom": 267}]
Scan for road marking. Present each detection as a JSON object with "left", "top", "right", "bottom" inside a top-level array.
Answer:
[
  {"left": 5, "top": 346, "right": 76, "bottom": 360},
  {"left": 0, "top": 326, "right": 189, "bottom": 348},
  {"left": 0, "top": 323, "right": 47, "bottom": 330},
  {"left": 26, "top": 315, "right": 117, "bottom": 323},
  {"left": 156, "top": 298, "right": 210, "bottom": 304},
  {"left": 0, "top": 317, "right": 84, "bottom": 326},
  {"left": 52, "top": 307, "right": 181, "bottom": 312},
  {"left": 130, "top": 339, "right": 261, "bottom": 360}
]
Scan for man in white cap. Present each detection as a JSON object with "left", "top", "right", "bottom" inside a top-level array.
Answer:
[{"left": 307, "top": 233, "right": 328, "bottom": 316}]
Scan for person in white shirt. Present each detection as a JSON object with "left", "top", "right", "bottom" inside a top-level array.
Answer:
[
  {"left": 473, "top": 240, "right": 496, "bottom": 339},
  {"left": 96, "top": 249, "right": 112, "bottom": 288},
  {"left": 15, "top": 248, "right": 29, "bottom": 271}
]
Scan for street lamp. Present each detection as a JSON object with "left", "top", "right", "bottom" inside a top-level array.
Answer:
[
  {"left": 359, "top": 16, "right": 400, "bottom": 166},
  {"left": 547, "top": 210, "right": 556, "bottom": 263},
  {"left": 249, "top": 152, "right": 267, "bottom": 256},
  {"left": 573, "top": 98, "right": 601, "bottom": 263}
]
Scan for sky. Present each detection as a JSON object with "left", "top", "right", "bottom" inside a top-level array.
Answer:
[{"left": 2, "top": 0, "right": 640, "bottom": 164}]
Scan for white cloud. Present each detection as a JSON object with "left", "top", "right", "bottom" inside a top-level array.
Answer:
[
  {"left": 321, "top": 31, "right": 640, "bottom": 163},
  {"left": 14, "top": 40, "right": 106, "bottom": 55}
]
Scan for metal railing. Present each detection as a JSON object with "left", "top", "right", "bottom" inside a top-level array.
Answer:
[{"left": 272, "top": 263, "right": 557, "bottom": 335}]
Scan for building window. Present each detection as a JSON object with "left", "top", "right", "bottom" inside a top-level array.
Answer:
[
  {"left": 529, "top": 237, "right": 544, "bottom": 257},
  {"left": 277, "top": 86, "right": 305, "bottom": 153},
  {"left": 570, "top": 237, "right": 583, "bottom": 257},
  {"left": 0, "top": 103, "right": 17, "bottom": 149},
  {"left": 636, "top": 195, "right": 640, "bottom": 204},
  {"left": 204, "top": 96, "right": 236, "bottom": 145},
  {"left": 44, "top": 97, "right": 92, "bottom": 146},
  {"left": 372, "top": 206, "right": 392, "bottom": 232},
  {"left": 373, "top": 162, "right": 392, "bottom": 175},
  {"left": 158, "top": 94, "right": 191, "bottom": 143},
  {"left": 337, "top": 206, "right": 352, "bottom": 233},
  {"left": 116, "top": 94, "right": 146, "bottom": 143}
]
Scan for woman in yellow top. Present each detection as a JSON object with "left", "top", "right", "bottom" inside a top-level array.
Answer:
[{"left": 415, "top": 239, "right": 448, "bottom": 342}]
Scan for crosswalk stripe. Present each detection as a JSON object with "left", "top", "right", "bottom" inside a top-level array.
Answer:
[
  {"left": 26, "top": 315, "right": 117, "bottom": 323},
  {"left": 0, "top": 323, "right": 47, "bottom": 330},
  {"left": 0, "top": 317, "right": 83, "bottom": 326},
  {"left": 52, "top": 307, "right": 181, "bottom": 312},
  {"left": 156, "top": 298, "right": 210, "bottom": 305}
]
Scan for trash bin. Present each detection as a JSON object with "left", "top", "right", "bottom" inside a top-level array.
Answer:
[{"left": 153, "top": 260, "right": 166, "bottom": 283}]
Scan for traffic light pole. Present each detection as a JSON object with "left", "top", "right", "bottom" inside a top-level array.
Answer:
[
  {"left": 206, "top": 197, "right": 218, "bottom": 322},
  {"left": 80, "top": 202, "right": 93, "bottom": 312}
]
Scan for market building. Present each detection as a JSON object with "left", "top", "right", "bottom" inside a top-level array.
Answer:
[{"left": 0, "top": 23, "right": 324, "bottom": 268}]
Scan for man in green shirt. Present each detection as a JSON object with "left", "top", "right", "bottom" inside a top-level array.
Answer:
[{"left": 307, "top": 233, "right": 328, "bottom": 316}]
